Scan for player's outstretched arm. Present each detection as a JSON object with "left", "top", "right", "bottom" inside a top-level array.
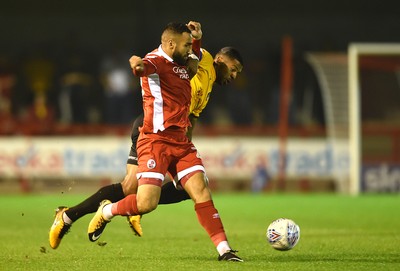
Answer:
[{"left": 129, "top": 56, "right": 145, "bottom": 76}]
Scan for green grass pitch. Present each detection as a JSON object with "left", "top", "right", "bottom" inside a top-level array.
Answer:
[{"left": 0, "top": 193, "right": 399, "bottom": 271}]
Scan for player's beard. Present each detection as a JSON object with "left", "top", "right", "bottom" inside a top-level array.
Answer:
[{"left": 173, "top": 51, "right": 188, "bottom": 66}]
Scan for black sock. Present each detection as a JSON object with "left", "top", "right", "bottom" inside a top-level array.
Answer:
[
  {"left": 158, "top": 181, "right": 191, "bottom": 204},
  {"left": 65, "top": 183, "right": 125, "bottom": 222}
]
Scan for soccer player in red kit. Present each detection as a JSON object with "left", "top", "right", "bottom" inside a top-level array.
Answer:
[{"left": 86, "top": 22, "right": 242, "bottom": 262}]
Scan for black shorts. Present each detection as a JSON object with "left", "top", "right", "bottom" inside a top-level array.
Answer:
[{"left": 127, "top": 113, "right": 144, "bottom": 166}]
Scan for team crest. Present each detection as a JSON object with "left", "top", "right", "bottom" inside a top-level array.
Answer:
[{"left": 147, "top": 159, "right": 156, "bottom": 169}]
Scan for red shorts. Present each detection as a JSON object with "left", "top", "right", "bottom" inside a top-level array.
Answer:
[{"left": 136, "top": 127, "right": 205, "bottom": 186}]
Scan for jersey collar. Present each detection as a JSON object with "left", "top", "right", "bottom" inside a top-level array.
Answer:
[{"left": 158, "top": 45, "right": 174, "bottom": 62}]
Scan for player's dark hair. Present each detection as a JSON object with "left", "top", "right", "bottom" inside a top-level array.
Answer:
[
  {"left": 218, "top": 47, "right": 244, "bottom": 66},
  {"left": 163, "top": 22, "right": 191, "bottom": 35}
]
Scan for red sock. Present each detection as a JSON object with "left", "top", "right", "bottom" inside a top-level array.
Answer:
[
  {"left": 112, "top": 194, "right": 139, "bottom": 216},
  {"left": 195, "top": 200, "right": 227, "bottom": 247}
]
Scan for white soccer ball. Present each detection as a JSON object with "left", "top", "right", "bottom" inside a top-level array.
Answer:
[{"left": 266, "top": 218, "right": 300, "bottom": 251}]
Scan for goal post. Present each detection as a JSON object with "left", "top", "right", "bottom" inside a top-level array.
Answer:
[{"left": 348, "top": 43, "right": 400, "bottom": 195}]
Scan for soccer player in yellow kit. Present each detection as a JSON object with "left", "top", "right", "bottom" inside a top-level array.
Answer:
[
  {"left": 187, "top": 45, "right": 243, "bottom": 138},
  {"left": 50, "top": 21, "right": 243, "bottom": 260}
]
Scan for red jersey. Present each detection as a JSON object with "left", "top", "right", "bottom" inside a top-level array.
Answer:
[{"left": 134, "top": 46, "right": 192, "bottom": 133}]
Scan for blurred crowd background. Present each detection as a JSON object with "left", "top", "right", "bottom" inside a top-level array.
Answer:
[{"left": 1, "top": 0, "right": 399, "bottom": 135}]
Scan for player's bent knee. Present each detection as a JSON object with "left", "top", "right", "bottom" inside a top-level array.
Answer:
[
  {"left": 136, "top": 193, "right": 159, "bottom": 214},
  {"left": 136, "top": 178, "right": 162, "bottom": 214}
]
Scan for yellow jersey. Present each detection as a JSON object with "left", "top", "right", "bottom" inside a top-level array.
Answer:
[{"left": 189, "top": 48, "right": 216, "bottom": 117}]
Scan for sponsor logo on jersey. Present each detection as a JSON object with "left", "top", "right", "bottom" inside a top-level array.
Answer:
[{"left": 173, "top": 66, "right": 189, "bottom": 79}]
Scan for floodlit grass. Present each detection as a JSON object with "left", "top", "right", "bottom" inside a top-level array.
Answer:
[{"left": 0, "top": 193, "right": 399, "bottom": 270}]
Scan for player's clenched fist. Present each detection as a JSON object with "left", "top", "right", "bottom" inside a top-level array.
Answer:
[
  {"left": 129, "top": 56, "right": 144, "bottom": 72},
  {"left": 187, "top": 21, "right": 202, "bottom": 40}
]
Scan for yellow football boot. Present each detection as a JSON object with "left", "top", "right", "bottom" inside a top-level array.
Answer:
[
  {"left": 49, "top": 207, "right": 71, "bottom": 249},
  {"left": 88, "top": 200, "right": 111, "bottom": 242},
  {"left": 127, "top": 215, "right": 143, "bottom": 237}
]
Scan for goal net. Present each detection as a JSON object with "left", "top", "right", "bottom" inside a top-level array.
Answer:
[
  {"left": 306, "top": 43, "right": 400, "bottom": 194},
  {"left": 306, "top": 53, "right": 350, "bottom": 193},
  {"left": 349, "top": 43, "right": 400, "bottom": 194}
]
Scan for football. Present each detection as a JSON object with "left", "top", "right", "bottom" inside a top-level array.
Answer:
[{"left": 266, "top": 218, "right": 300, "bottom": 251}]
